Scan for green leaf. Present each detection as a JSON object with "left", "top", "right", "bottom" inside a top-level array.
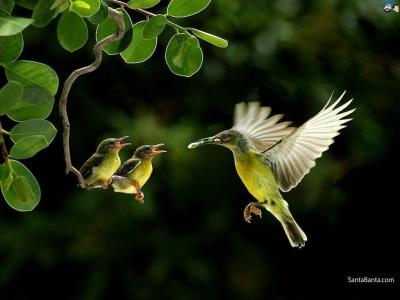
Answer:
[
  {"left": 70, "top": 0, "right": 100, "bottom": 17},
  {"left": 10, "top": 135, "right": 48, "bottom": 159},
  {"left": 0, "top": 0, "right": 15, "bottom": 13},
  {"left": 190, "top": 28, "right": 228, "bottom": 48},
  {"left": 12, "top": 175, "right": 35, "bottom": 203},
  {"left": 167, "top": 0, "right": 210, "bottom": 18},
  {"left": 0, "top": 162, "right": 13, "bottom": 190},
  {"left": 127, "top": 0, "right": 160, "bottom": 9},
  {"left": 0, "top": 81, "right": 23, "bottom": 115},
  {"left": 96, "top": 8, "right": 132, "bottom": 55},
  {"left": 10, "top": 119, "right": 57, "bottom": 143},
  {"left": 7, "top": 85, "right": 54, "bottom": 121},
  {"left": 88, "top": 0, "right": 108, "bottom": 25},
  {"left": 32, "top": 0, "right": 55, "bottom": 27},
  {"left": 57, "top": 11, "right": 88, "bottom": 52},
  {"left": 14, "top": 0, "right": 38, "bottom": 10},
  {"left": 143, "top": 14, "right": 166, "bottom": 39},
  {"left": 1, "top": 160, "right": 41, "bottom": 211},
  {"left": 5, "top": 60, "right": 59, "bottom": 96},
  {"left": 0, "top": 10, "right": 33, "bottom": 36},
  {"left": 121, "top": 21, "right": 157, "bottom": 64},
  {"left": 0, "top": 33, "right": 23, "bottom": 63},
  {"left": 165, "top": 33, "right": 203, "bottom": 77}
]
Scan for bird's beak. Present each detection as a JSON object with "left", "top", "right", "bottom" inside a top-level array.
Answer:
[
  {"left": 115, "top": 136, "right": 131, "bottom": 150},
  {"left": 149, "top": 143, "right": 167, "bottom": 157},
  {"left": 188, "top": 136, "right": 221, "bottom": 149}
]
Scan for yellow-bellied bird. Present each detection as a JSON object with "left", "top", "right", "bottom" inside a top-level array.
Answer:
[
  {"left": 188, "top": 92, "right": 354, "bottom": 248},
  {"left": 111, "top": 144, "right": 166, "bottom": 203},
  {"left": 79, "top": 137, "right": 131, "bottom": 189}
]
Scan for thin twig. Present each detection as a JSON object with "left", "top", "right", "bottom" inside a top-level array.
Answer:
[
  {"left": 0, "top": 119, "right": 9, "bottom": 163},
  {"left": 109, "top": 0, "right": 156, "bottom": 17},
  {"left": 58, "top": 7, "right": 125, "bottom": 188}
]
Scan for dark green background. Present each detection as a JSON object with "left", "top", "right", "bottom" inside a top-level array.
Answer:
[{"left": 1, "top": 0, "right": 399, "bottom": 298}]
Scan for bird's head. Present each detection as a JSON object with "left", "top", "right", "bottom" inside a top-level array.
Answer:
[
  {"left": 188, "top": 129, "right": 247, "bottom": 151},
  {"left": 134, "top": 144, "right": 167, "bottom": 160},
  {"left": 97, "top": 136, "right": 131, "bottom": 154}
]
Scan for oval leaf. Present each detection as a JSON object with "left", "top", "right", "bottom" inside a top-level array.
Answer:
[
  {"left": 14, "top": 0, "right": 38, "bottom": 10},
  {"left": 190, "top": 28, "right": 228, "bottom": 48},
  {"left": 167, "top": 0, "right": 210, "bottom": 18},
  {"left": 57, "top": 11, "right": 88, "bottom": 52},
  {"left": 10, "top": 119, "right": 57, "bottom": 143},
  {"left": 96, "top": 8, "right": 132, "bottom": 55},
  {"left": 70, "top": 0, "right": 101, "bottom": 17},
  {"left": 10, "top": 135, "right": 49, "bottom": 159},
  {"left": 143, "top": 15, "right": 166, "bottom": 39},
  {"left": 121, "top": 21, "right": 157, "bottom": 64},
  {"left": 32, "top": 0, "right": 54, "bottom": 27},
  {"left": 165, "top": 33, "right": 203, "bottom": 77},
  {"left": 0, "top": 81, "right": 23, "bottom": 115},
  {"left": 127, "top": 0, "right": 160, "bottom": 9},
  {"left": 0, "top": 162, "right": 13, "bottom": 190},
  {"left": 1, "top": 160, "right": 41, "bottom": 211},
  {"left": 5, "top": 60, "right": 59, "bottom": 96},
  {"left": 0, "top": 0, "right": 15, "bottom": 13},
  {"left": 88, "top": 0, "right": 108, "bottom": 24},
  {"left": 0, "top": 33, "right": 24, "bottom": 63},
  {"left": 0, "top": 10, "right": 33, "bottom": 36},
  {"left": 7, "top": 85, "right": 54, "bottom": 121}
]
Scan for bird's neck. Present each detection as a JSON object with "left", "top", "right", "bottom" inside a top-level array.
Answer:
[{"left": 228, "top": 137, "right": 253, "bottom": 158}]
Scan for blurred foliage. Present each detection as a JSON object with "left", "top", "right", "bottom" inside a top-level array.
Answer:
[{"left": 0, "top": 0, "right": 399, "bottom": 299}]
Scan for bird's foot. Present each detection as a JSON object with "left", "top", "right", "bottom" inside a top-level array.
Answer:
[
  {"left": 244, "top": 202, "right": 263, "bottom": 223},
  {"left": 99, "top": 180, "right": 110, "bottom": 189},
  {"left": 135, "top": 192, "right": 144, "bottom": 204}
]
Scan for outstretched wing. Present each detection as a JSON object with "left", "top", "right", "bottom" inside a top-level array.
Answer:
[
  {"left": 117, "top": 158, "right": 141, "bottom": 177},
  {"left": 232, "top": 101, "right": 295, "bottom": 151},
  {"left": 266, "top": 91, "right": 355, "bottom": 192},
  {"left": 79, "top": 153, "right": 105, "bottom": 180}
]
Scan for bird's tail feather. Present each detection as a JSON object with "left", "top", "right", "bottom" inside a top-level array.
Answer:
[{"left": 278, "top": 205, "right": 307, "bottom": 248}]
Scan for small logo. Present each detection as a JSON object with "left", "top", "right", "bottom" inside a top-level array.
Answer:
[{"left": 384, "top": 2, "right": 393, "bottom": 12}]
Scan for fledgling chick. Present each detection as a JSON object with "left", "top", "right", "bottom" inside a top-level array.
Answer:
[
  {"left": 112, "top": 144, "right": 166, "bottom": 203},
  {"left": 79, "top": 137, "right": 131, "bottom": 189},
  {"left": 188, "top": 91, "right": 354, "bottom": 248}
]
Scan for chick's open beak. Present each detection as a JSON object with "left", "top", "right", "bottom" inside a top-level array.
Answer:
[
  {"left": 149, "top": 143, "right": 167, "bottom": 157},
  {"left": 115, "top": 136, "right": 131, "bottom": 149},
  {"left": 188, "top": 136, "right": 221, "bottom": 149}
]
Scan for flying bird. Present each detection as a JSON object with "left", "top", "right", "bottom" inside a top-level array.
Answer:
[
  {"left": 188, "top": 91, "right": 354, "bottom": 248},
  {"left": 79, "top": 137, "right": 131, "bottom": 189},
  {"left": 112, "top": 144, "right": 166, "bottom": 202}
]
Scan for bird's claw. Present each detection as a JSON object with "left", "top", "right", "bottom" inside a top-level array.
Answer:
[
  {"left": 244, "top": 203, "right": 262, "bottom": 223},
  {"left": 135, "top": 192, "right": 145, "bottom": 204}
]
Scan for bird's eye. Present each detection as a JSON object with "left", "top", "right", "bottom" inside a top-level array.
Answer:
[{"left": 220, "top": 134, "right": 230, "bottom": 141}]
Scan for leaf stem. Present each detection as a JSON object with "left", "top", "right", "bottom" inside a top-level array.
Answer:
[
  {"left": 0, "top": 119, "right": 9, "bottom": 163},
  {"left": 108, "top": 0, "right": 190, "bottom": 34},
  {"left": 0, "top": 128, "right": 10, "bottom": 135},
  {"left": 58, "top": 7, "right": 125, "bottom": 188}
]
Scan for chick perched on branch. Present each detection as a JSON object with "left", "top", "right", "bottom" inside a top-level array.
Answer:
[
  {"left": 79, "top": 137, "right": 131, "bottom": 189},
  {"left": 112, "top": 144, "right": 166, "bottom": 203}
]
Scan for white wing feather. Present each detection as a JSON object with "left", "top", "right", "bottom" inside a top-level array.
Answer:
[
  {"left": 232, "top": 102, "right": 295, "bottom": 151},
  {"left": 266, "top": 91, "right": 355, "bottom": 192}
]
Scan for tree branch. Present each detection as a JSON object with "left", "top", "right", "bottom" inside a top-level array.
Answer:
[
  {"left": 58, "top": 7, "right": 125, "bottom": 188},
  {"left": 109, "top": 0, "right": 156, "bottom": 17},
  {"left": 0, "top": 119, "right": 9, "bottom": 163}
]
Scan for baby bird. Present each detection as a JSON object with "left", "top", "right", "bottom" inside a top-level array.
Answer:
[
  {"left": 79, "top": 137, "right": 131, "bottom": 189},
  {"left": 112, "top": 144, "right": 166, "bottom": 202}
]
